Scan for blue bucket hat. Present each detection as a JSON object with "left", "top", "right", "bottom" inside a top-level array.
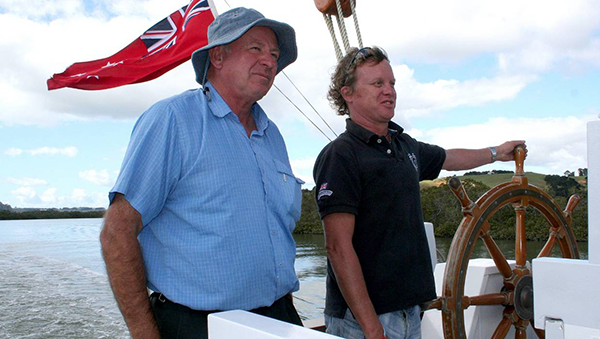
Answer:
[{"left": 191, "top": 7, "right": 298, "bottom": 86}]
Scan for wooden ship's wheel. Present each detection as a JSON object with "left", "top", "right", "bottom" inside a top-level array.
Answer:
[{"left": 427, "top": 146, "right": 581, "bottom": 338}]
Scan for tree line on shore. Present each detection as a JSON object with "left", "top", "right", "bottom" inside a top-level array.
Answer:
[
  {"left": 296, "top": 174, "right": 589, "bottom": 242},
  {"left": 0, "top": 209, "right": 105, "bottom": 220},
  {"left": 1, "top": 174, "right": 589, "bottom": 242}
]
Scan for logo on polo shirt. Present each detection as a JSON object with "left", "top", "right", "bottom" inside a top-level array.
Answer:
[
  {"left": 318, "top": 182, "right": 333, "bottom": 200},
  {"left": 408, "top": 153, "right": 418, "bottom": 172}
]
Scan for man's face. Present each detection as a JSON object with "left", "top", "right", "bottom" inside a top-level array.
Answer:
[
  {"left": 220, "top": 26, "right": 280, "bottom": 102},
  {"left": 344, "top": 60, "right": 396, "bottom": 126}
]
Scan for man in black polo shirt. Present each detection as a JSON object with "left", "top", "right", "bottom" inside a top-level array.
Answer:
[{"left": 313, "top": 46, "right": 526, "bottom": 339}]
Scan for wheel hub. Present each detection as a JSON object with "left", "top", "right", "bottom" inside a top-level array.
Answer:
[{"left": 513, "top": 275, "right": 533, "bottom": 320}]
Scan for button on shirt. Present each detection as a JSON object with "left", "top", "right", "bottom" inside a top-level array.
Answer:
[{"left": 110, "top": 82, "right": 304, "bottom": 311}]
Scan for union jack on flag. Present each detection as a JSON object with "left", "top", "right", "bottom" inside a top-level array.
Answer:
[
  {"left": 140, "top": 14, "right": 179, "bottom": 54},
  {"left": 141, "top": 0, "right": 211, "bottom": 54},
  {"left": 47, "top": 0, "right": 216, "bottom": 91},
  {"left": 183, "top": 0, "right": 212, "bottom": 31}
]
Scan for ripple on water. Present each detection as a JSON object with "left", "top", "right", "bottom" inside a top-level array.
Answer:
[{"left": 0, "top": 249, "right": 129, "bottom": 339}]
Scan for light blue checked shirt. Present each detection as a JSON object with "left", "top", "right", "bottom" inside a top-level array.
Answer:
[{"left": 110, "top": 82, "right": 304, "bottom": 311}]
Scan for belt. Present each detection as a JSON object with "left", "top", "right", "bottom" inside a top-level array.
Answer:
[{"left": 149, "top": 292, "right": 292, "bottom": 312}]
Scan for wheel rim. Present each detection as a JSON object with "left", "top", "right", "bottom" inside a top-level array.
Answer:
[{"left": 437, "top": 147, "right": 580, "bottom": 339}]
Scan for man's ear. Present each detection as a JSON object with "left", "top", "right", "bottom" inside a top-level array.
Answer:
[
  {"left": 340, "top": 86, "right": 353, "bottom": 103},
  {"left": 208, "top": 47, "right": 225, "bottom": 70}
]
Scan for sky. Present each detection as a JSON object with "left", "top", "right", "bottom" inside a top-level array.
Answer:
[{"left": 1, "top": 0, "right": 599, "bottom": 209}]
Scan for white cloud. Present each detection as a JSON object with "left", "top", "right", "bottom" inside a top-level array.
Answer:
[
  {"left": 11, "top": 186, "right": 37, "bottom": 203},
  {"left": 79, "top": 169, "right": 113, "bottom": 186},
  {"left": 5, "top": 148, "right": 23, "bottom": 156},
  {"left": 28, "top": 146, "right": 78, "bottom": 157},
  {"left": 4, "top": 146, "right": 78, "bottom": 157},
  {"left": 290, "top": 157, "right": 317, "bottom": 188},
  {"left": 360, "top": 0, "right": 600, "bottom": 67},
  {"left": 9, "top": 186, "right": 107, "bottom": 208},
  {"left": 393, "top": 64, "right": 535, "bottom": 118},
  {"left": 40, "top": 188, "right": 57, "bottom": 203},
  {"left": 1, "top": 0, "right": 599, "bottom": 127},
  {"left": 0, "top": 0, "right": 83, "bottom": 20},
  {"left": 415, "top": 115, "right": 595, "bottom": 176},
  {"left": 5, "top": 177, "right": 48, "bottom": 186},
  {"left": 5, "top": 147, "right": 78, "bottom": 157}
]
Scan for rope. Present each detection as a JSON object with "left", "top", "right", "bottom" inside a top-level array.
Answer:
[
  {"left": 348, "top": 0, "right": 363, "bottom": 48},
  {"left": 273, "top": 83, "right": 333, "bottom": 142},
  {"left": 281, "top": 72, "right": 338, "bottom": 138},
  {"left": 334, "top": 0, "right": 351, "bottom": 52},
  {"left": 323, "top": 14, "right": 344, "bottom": 61}
]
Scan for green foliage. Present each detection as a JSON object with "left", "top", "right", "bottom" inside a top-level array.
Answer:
[
  {"left": 458, "top": 172, "right": 549, "bottom": 190},
  {"left": 421, "top": 176, "right": 588, "bottom": 242},
  {"left": 464, "top": 170, "right": 513, "bottom": 176},
  {"left": 294, "top": 188, "right": 323, "bottom": 234},
  {"left": 544, "top": 174, "right": 582, "bottom": 197},
  {"left": 294, "top": 172, "right": 589, "bottom": 242},
  {"left": 0, "top": 209, "right": 105, "bottom": 220},
  {"left": 421, "top": 179, "right": 491, "bottom": 238}
]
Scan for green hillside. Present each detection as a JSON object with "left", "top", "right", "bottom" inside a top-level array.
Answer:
[
  {"left": 422, "top": 172, "right": 587, "bottom": 190},
  {"left": 460, "top": 172, "right": 548, "bottom": 189}
]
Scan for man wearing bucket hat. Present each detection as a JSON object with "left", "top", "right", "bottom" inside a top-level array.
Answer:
[{"left": 101, "top": 7, "right": 304, "bottom": 339}]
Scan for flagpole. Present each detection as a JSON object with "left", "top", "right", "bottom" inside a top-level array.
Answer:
[{"left": 207, "top": 0, "right": 219, "bottom": 17}]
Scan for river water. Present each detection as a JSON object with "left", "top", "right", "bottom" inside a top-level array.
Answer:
[{"left": 0, "top": 218, "right": 588, "bottom": 338}]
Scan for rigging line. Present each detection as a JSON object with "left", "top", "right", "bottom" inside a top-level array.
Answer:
[
  {"left": 273, "top": 83, "right": 333, "bottom": 142},
  {"left": 281, "top": 71, "right": 338, "bottom": 138},
  {"left": 323, "top": 13, "right": 343, "bottom": 61},
  {"left": 349, "top": 0, "right": 363, "bottom": 48},
  {"left": 334, "top": 0, "right": 351, "bottom": 52}
]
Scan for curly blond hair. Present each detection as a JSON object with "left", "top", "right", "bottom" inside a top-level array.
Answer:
[{"left": 327, "top": 46, "right": 389, "bottom": 116}]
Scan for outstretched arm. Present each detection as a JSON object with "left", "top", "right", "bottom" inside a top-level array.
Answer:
[
  {"left": 100, "top": 194, "right": 160, "bottom": 339},
  {"left": 443, "top": 140, "right": 526, "bottom": 171}
]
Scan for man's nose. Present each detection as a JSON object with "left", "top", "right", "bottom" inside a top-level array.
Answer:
[
  {"left": 260, "top": 52, "right": 277, "bottom": 69},
  {"left": 383, "top": 83, "right": 395, "bottom": 95}
]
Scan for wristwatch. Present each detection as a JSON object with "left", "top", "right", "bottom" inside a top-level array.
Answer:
[{"left": 489, "top": 147, "right": 497, "bottom": 163}]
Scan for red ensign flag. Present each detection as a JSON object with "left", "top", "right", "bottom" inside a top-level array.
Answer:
[{"left": 47, "top": 0, "right": 215, "bottom": 91}]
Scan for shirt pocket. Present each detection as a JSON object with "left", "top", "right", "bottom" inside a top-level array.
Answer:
[{"left": 273, "top": 159, "right": 305, "bottom": 223}]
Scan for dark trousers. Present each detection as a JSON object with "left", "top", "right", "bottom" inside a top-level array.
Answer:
[{"left": 150, "top": 293, "right": 303, "bottom": 339}]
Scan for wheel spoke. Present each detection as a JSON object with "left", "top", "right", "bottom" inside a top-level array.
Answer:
[
  {"left": 480, "top": 222, "right": 514, "bottom": 279},
  {"left": 465, "top": 292, "right": 510, "bottom": 307},
  {"left": 422, "top": 297, "right": 442, "bottom": 311},
  {"left": 515, "top": 327, "right": 527, "bottom": 339},
  {"left": 491, "top": 316, "right": 512, "bottom": 339},
  {"left": 515, "top": 206, "right": 527, "bottom": 267},
  {"left": 538, "top": 231, "right": 558, "bottom": 257}
]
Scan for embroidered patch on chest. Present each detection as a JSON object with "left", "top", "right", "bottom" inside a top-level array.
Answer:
[
  {"left": 408, "top": 153, "right": 419, "bottom": 172},
  {"left": 318, "top": 182, "right": 333, "bottom": 200}
]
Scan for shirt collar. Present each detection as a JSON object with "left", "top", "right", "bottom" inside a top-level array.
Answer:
[
  {"left": 345, "top": 118, "right": 404, "bottom": 143},
  {"left": 204, "top": 82, "right": 270, "bottom": 134}
]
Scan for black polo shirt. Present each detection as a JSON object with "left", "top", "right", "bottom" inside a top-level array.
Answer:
[{"left": 313, "top": 118, "right": 446, "bottom": 317}]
